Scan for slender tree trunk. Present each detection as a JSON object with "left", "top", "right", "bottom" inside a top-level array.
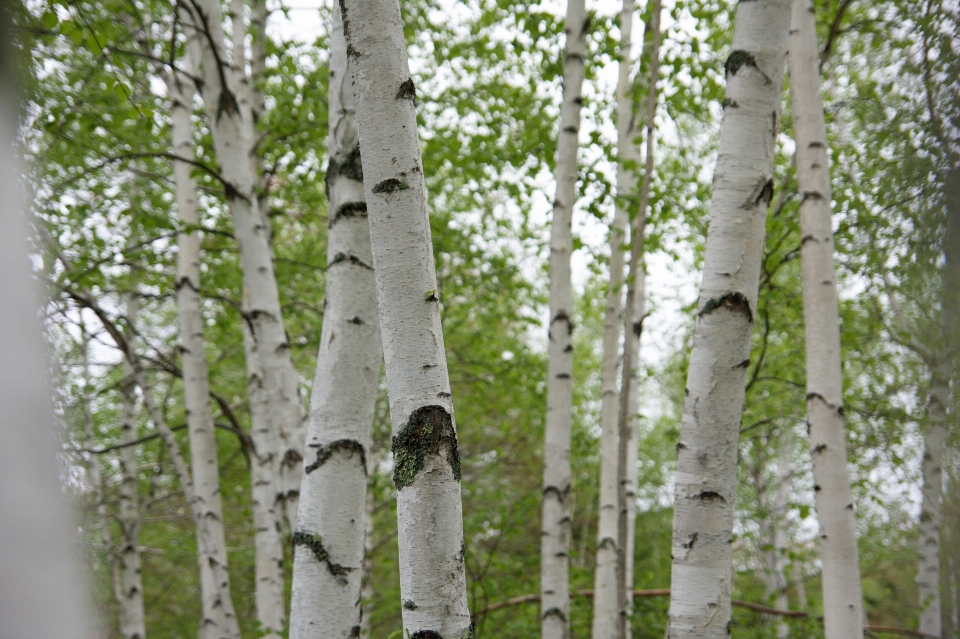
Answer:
[
  {"left": 185, "top": 2, "right": 299, "bottom": 633},
  {"left": 340, "top": 0, "right": 471, "bottom": 634},
  {"left": 289, "top": 2, "right": 383, "bottom": 635},
  {"left": 623, "top": 262, "right": 645, "bottom": 639},
  {"left": 118, "top": 296, "right": 146, "bottom": 639},
  {"left": 918, "top": 377, "right": 947, "bottom": 637},
  {"left": 592, "top": 0, "right": 635, "bottom": 632},
  {"left": 167, "top": 51, "right": 244, "bottom": 639},
  {"left": 541, "top": 0, "right": 587, "bottom": 635},
  {"left": 759, "top": 433, "right": 792, "bottom": 639},
  {"left": 666, "top": 2, "right": 790, "bottom": 637},
  {"left": 788, "top": 2, "right": 865, "bottom": 637},
  {"left": 617, "top": 3, "right": 660, "bottom": 636},
  {"left": 80, "top": 323, "right": 129, "bottom": 636},
  {"left": 360, "top": 488, "right": 375, "bottom": 639}
]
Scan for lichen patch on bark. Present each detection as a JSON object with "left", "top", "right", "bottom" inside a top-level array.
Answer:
[{"left": 392, "top": 405, "right": 461, "bottom": 490}]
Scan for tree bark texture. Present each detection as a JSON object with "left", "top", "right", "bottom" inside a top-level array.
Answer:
[
  {"left": 185, "top": 2, "right": 299, "bottom": 633},
  {"left": 623, "top": 258, "right": 645, "bottom": 639},
  {"left": 340, "top": 0, "right": 472, "bottom": 635},
  {"left": 618, "top": 2, "right": 660, "bottom": 636},
  {"left": 758, "top": 433, "right": 792, "bottom": 639},
  {"left": 289, "top": 2, "right": 383, "bottom": 635},
  {"left": 542, "top": 0, "right": 587, "bottom": 636},
  {"left": 667, "top": 2, "right": 790, "bottom": 637},
  {"left": 167, "top": 52, "right": 243, "bottom": 639},
  {"left": 118, "top": 295, "right": 146, "bottom": 639},
  {"left": 788, "top": 2, "right": 865, "bottom": 637},
  {"left": 918, "top": 377, "right": 947, "bottom": 637},
  {"left": 592, "top": 0, "right": 635, "bottom": 633}
]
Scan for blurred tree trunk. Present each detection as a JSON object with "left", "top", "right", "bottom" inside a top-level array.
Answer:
[
  {"left": 667, "top": 1, "right": 790, "bottom": 636},
  {"left": 788, "top": 1, "right": 865, "bottom": 636},
  {"left": 541, "top": 0, "right": 587, "bottom": 634},
  {"left": 289, "top": 1, "right": 382, "bottom": 635},
  {"left": 340, "top": 0, "right": 471, "bottom": 635}
]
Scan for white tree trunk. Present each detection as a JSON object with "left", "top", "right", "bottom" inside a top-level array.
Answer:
[
  {"left": 118, "top": 295, "right": 146, "bottom": 639},
  {"left": 623, "top": 259, "right": 645, "bottom": 639},
  {"left": 788, "top": 2, "right": 864, "bottom": 637},
  {"left": 167, "top": 54, "right": 244, "bottom": 639},
  {"left": 340, "top": 0, "right": 471, "bottom": 634},
  {"left": 80, "top": 323, "right": 131, "bottom": 637},
  {"left": 289, "top": 2, "right": 383, "bottom": 635},
  {"left": 185, "top": 2, "right": 301, "bottom": 633},
  {"left": 360, "top": 488, "right": 375, "bottom": 639},
  {"left": 542, "top": 0, "right": 587, "bottom": 636},
  {"left": 592, "top": 0, "right": 635, "bottom": 632},
  {"left": 617, "top": 3, "right": 660, "bottom": 636},
  {"left": 918, "top": 383, "right": 946, "bottom": 637},
  {"left": 0, "top": 67, "right": 92, "bottom": 638},
  {"left": 759, "top": 432, "right": 792, "bottom": 639},
  {"left": 667, "top": 2, "right": 790, "bottom": 637}
]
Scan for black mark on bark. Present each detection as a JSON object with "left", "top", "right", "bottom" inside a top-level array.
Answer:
[
  {"left": 698, "top": 292, "right": 753, "bottom": 323},
  {"left": 373, "top": 178, "right": 410, "bottom": 194},
  {"left": 305, "top": 439, "right": 367, "bottom": 474},
  {"left": 724, "top": 50, "right": 757, "bottom": 76},
  {"left": 392, "top": 405, "right": 460, "bottom": 489},
  {"left": 292, "top": 531, "right": 353, "bottom": 579},
  {"left": 396, "top": 78, "right": 416, "bottom": 100}
]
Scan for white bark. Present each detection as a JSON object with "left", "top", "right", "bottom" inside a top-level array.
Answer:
[
  {"left": 118, "top": 295, "right": 146, "bottom": 639},
  {"left": 918, "top": 379, "right": 946, "bottom": 637},
  {"left": 759, "top": 432, "right": 792, "bottom": 639},
  {"left": 542, "top": 0, "right": 587, "bottom": 636},
  {"left": 360, "top": 488, "right": 375, "bottom": 639},
  {"left": 623, "top": 260, "right": 645, "bottom": 639},
  {"left": 788, "top": 2, "right": 864, "bottom": 637},
  {"left": 617, "top": 3, "right": 660, "bottom": 636},
  {"left": 667, "top": 2, "right": 790, "bottom": 637},
  {"left": 80, "top": 323, "right": 132, "bottom": 637},
  {"left": 167, "top": 49, "right": 243, "bottom": 639},
  {"left": 592, "top": 0, "right": 634, "bottom": 632},
  {"left": 0, "top": 69, "right": 92, "bottom": 639},
  {"left": 184, "top": 2, "right": 300, "bottom": 633},
  {"left": 340, "top": 0, "right": 471, "bottom": 634},
  {"left": 289, "top": 2, "right": 383, "bottom": 635}
]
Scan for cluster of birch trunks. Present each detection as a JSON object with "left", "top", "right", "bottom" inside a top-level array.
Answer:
[{"left": 1, "top": 0, "right": 958, "bottom": 638}]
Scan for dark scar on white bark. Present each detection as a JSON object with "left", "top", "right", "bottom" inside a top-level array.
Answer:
[
  {"left": 392, "top": 405, "right": 461, "bottom": 489},
  {"left": 373, "top": 178, "right": 410, "bottom": 194},
  {"left": 698, "top": 292, "right": 753, "bottom": 323},
  {"left": 411, "top": 632, "right": 443, "bottom": 639},
  {"left": 292, "top": 531, "right": 353, "bottom": 578},
  {"left": 543, "top": 607, "right": 567, "bottom": 622},
  {"left": 349, "top": 626, "right": 361, "bottom": 638},
  {"left": 304, "top": 439, "right": 367, "bottom": 474},
  {"left": 721, "top": 98, "right": 739, "bottom": 109},
  {"left": 396, "top": 78, "right": 416, "bottom": 101},
  {"left": 542, "top": 484, "right": 570, "bottom": 501},
  {"left": 403, "top": 599, "right": 418, "bottom": 610},
  {"left": 695, "top": 490, "right": 726, "bottom": 503},
  {"left": 331, "top": 202, "right": 368, "bottom": 227},
  {"left": 325, "top": 147, "right": 364, "bottom": 198},
  {"left": 329, "top": 252, "right": 373, "bottom": 270},
  {"left": 806, "top": 391, "right": 844, "bottom": 415}
]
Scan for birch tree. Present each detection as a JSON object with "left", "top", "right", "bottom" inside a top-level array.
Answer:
[
  {"left": 0, "top": 33, "right": 91, "bottom": 635},
  {"left": 592, "top": 0, "right": 636, "bottom": 632},
  {"left": 289, "top": 1, "right": 383, "bottom": 635},
  {"left": 788, "top": 1, "right": 864, "bottom": 636},
  {"left": 542, "top": 0, "right": 588, "bottom": 635},
  {"left": 181, "top": 3, "right": 298, "bottom": 633},
  {"left": 166, "top": 41, "right": 247, "bottom": 639},
  {"left": 617, "top": 2, "right": 660, "bottom": 635},
  {"left": 667, "top": 1, "right": 790, "bottom": 637},
  {"left": 339, "top": 0, "right": 471, "bottom": 634},
  {"left": 117, "top": 296, "right": 146, "bottom": 639}
]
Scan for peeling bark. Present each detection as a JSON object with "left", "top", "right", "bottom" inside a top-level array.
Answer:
[
  {"left": 289, "top": 2, "right": 382, "bottom": 634},
  {"left": 340, "top": 0, "right": 471, "bottom": 634},
  {"left": 667, "top": 1, "right": 790, "bottom": 637},
  {"left": 788, "top": 2, "right": 864, "bottom": 637}
]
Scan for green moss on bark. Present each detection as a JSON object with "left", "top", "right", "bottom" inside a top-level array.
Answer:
[{"left": 392, "top": 405, "right": 461, "bottom": 490}]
